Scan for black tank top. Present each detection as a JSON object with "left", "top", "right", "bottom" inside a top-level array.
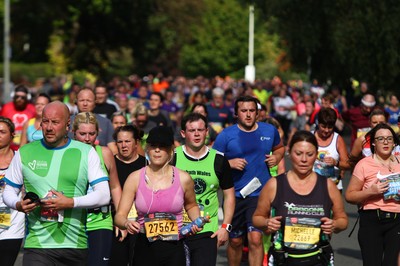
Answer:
[
  {"left": 272, "top": 173, "right": 333, "bottom": 225},
  {"left": 114, "top": 155, "right": 146, "bottom": 187}
]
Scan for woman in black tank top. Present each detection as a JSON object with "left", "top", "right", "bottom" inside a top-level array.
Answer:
[{"left": 253, "top": 130, "right": 348, "bottom": 265}]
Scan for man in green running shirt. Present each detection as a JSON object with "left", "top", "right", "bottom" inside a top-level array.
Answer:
[
  {"left": 3, "top": 101, "right": 110, "bottom": 266},
  {"left": 172, "top": 112, "right": 235, "bottom": 266}
]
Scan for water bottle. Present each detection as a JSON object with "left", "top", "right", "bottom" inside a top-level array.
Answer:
[{"left": 180, "top": 215, "right": 210, "bottom": 236}]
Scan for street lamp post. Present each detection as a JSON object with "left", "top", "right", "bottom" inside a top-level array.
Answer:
[
  {"left": 3, "top": 0, "right": 11, "bottom": 103},
  {"left": 245, "top": 4, "right": 255, "bottom": 83}
]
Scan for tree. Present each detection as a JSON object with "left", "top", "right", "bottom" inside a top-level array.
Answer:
[{"left": 179, "top": 0, "right": 249, "bottom": 77}]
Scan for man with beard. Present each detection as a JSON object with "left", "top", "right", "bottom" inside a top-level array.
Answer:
[{"left": 0, "top": 85, "right": 35, "bottom": 149}]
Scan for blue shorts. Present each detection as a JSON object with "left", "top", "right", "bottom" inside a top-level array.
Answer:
[{"left": 229, "top": 197, "right": 262, "bottom": 238}]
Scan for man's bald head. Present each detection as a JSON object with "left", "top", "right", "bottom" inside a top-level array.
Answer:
[
  {"left": 43, "top": 101, "right": 70, "bottom": 123},
  {"left": 42, "top": 101, "right": 71, "bottom": 147}
]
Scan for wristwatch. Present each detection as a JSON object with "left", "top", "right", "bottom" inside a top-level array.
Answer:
[{"left": 222, "top": 223, "right": 232, "bottom": 232}]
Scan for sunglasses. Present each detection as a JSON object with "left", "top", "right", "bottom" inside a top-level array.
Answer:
[{"left": 14, "top": 95, "right": 27, "bottom": 100}]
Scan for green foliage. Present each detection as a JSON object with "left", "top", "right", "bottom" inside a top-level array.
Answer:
[
  {"left": 6, "top": 0, "right": 400, "bottom": 90},
  {"left": 264, "top": 0, "right": 400, "bottom": 89},
  {"left": 0, "top": 62, "right": 54, "bottom": 82},
  {"left": 179, "top": 0, "right": 249, "bottom": 77},
  {"left": 330, "top": 0, "right": 400, "bottom": 89}
]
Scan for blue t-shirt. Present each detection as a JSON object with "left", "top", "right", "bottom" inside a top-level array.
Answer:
[
  {"left": 213, "top": 122, "right": 281, "bottom": 198},
  {"left": 385, "top": 107, "right": 400, "bottom": 125}
]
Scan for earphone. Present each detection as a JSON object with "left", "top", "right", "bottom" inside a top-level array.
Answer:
[{"left": 10, "top": 91, "right": 32, "bottom": 101}]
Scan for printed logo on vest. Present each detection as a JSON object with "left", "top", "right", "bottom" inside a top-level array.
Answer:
[
  {"left": 284, "top": 202, "right": 325, "bottom": 216},
  {"left": 194, "top": 178, "right": 207, "bottom": 195},
  {"left": 260, "top": 136, "right": 271, "bottom": 141},
  {"left": 28, "top": 160, "right": 48, "bottom": 170}
]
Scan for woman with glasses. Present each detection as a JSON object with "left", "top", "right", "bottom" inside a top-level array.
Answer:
[
  {"left": 20, "top": 93, "right": 51, "bottom": 146},
  {"left": 313, "top": 108, "right": 350, "bottom": 191},
  {"left": 72, "top": 112, "right": 122, "bottom": 265},
  {"left": 0, "top": 117, "right": 25, "bottom": 266},
  {"left": 345, "top": 123, "right": 400, "bottom": 266}
]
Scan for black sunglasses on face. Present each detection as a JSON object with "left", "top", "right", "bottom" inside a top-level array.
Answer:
[{"left": 14, "top": 95, "right": 27, "bottom": 100}]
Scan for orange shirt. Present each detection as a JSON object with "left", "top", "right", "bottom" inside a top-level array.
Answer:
[{"left": 353, "top": 156, "right": 400, "bottom": 213}]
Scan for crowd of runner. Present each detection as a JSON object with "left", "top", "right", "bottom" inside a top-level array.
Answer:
[{"left": 0, "top": 73, "right": 399, "bottom": 266}]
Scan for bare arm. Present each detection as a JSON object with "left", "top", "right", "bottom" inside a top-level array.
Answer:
[
  {"left": 228, "top": 158, "right": 248, "bottom": 171},
  {"left": 266, "top": 144, "right": 285, "bottom": 168},
  {"left": 211, "top": 187, "right": 235, "bottom": 246},
  {"left": 180, "top": 170, "right": 200, "bottom": 221},
  {"left": 221, "top": 188, "right": 235, "bottom": 225},
  {"left": 252, "top": 178, "right": 281, "bottom": 234},
  {"left": 348, "top": 136, "right": 364, "bottom": 167},
  {"left": 345, "top": 174, "right": 388, "bottom": 205},
  {"left": 102, "top": 146, "right": 122, "bottom": 210},
  {"left": 337, "top": 135, "right": 351, "bottom": 170},
  {"left": 19, "top": 121, "right": 29, "bottom": 146},
  {"left": 321, "top": 179, "right": 348, "bottom": 235},
  {"left": 114, "top": 170, "right": 141, "bottom": 234},
  {"left": 277, "top": 159, "right": 286, "bottom": 175},
  {"left": 107, "top": 142, "right": 118, "bottom": 155}
]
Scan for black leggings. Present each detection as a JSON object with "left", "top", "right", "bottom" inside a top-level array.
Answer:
[
  {"left": 133, "top": 233, "right": 185, "bottom": 266},
  {"left": 185, "top": 233, "right": 217, "bottom": 266},
  {"left": 358, "top": 210, "right": 400, "bottom": 266},
  {"left": 0, "top": 238, "right": 23, "bottom": 266},
  {"left": 110, "top": 232, "right": 137, "bottom": 266}
]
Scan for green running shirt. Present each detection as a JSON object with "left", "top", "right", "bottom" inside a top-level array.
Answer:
[{"left": 6, "top": 139, "right": 108, "bottom": 249}]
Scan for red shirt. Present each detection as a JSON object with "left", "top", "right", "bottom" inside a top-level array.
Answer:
[
  {"left": 0, "top": 102, "right": 36, "bottom": 147},
  {"left": 342, "top": 106, "right": 371, "bottom": 147}
]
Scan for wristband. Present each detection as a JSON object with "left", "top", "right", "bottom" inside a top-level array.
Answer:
[{"left": 222, "top": 223, "right": 232, "bottom": 232}]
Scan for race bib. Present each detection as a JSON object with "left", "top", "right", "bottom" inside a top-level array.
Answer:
[
  {"left": 144, "top": 212, "right": 179, "bottom": 242},
  {"left": 128, "top": 204, "right": 138, "bottom": 220},
  {"left": 284, "top": 217, "right": 321, "bottom": 250},
  {"left": 0, "top": 207, "right": 11, "bottom": 229}
]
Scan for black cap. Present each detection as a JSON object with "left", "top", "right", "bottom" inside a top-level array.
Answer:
[{"left": 146, "top": 126, "right": 174, "bottom": 147}]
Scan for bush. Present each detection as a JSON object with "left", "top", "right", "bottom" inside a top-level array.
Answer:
[{"left": 0, "top": 62, "right": 54, "bottom": 83}]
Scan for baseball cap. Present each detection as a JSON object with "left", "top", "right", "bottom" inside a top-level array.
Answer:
[{"left": 146, "top": 126, "right": 174, "bottom": 147}]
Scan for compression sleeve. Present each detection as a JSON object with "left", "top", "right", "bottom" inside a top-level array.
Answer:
[
  {"left": 3, "top": 184, "right": 21, "bottom": 210},
  {"left": 73, "top": 180, "right": 110, "bottom": 208}
]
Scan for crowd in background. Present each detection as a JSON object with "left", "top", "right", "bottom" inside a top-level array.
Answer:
[
  {"left": 1, "top": 73, "right": 400, "bottom": 266},
  {"left": 3, "top": 73, "right": 398, "bottom": 147}
]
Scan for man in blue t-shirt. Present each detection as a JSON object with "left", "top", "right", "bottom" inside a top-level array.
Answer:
[{"left": 213, "top": 96, "right": 285, "bottom": 266}]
